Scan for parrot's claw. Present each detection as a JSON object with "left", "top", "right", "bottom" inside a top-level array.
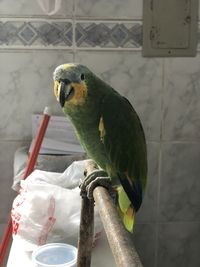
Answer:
[
  {"left": 86, "top": 177, "right": 111, "bottom": 199},
  {"left": 81, "top": 169, "right": 108, "bottom": 187},
  {"left": 80, "top": 169, "right": 111, "bottom": 199}
]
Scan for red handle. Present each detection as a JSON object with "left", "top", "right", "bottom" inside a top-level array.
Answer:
[{"left": 0, "top": 107, "right": 51, "bottom": 267}]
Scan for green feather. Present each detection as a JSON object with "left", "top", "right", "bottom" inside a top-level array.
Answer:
[{"left": 117, "top": 186, "right": 130, "bottom": 213}]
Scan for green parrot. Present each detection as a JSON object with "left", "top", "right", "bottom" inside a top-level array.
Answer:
[{"left": 53, "top": 63, "right": 147, "bottom": 232}]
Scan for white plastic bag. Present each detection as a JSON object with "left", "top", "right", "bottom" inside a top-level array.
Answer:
[
  {"left": 11, "top": 160, "right": 102, "bottom": 251},
  {"left": 37, "top": 0, "right": 62, "bottom": 15},
  {"left": 12, "top": 146, "right": 86, "bottom": 191}
]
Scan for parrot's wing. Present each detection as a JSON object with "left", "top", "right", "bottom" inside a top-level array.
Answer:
[{"left": 100, "top": 91, "right": 147, "bottom": 211}]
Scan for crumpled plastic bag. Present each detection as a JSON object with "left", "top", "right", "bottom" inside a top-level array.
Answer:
[
  {"left": 12, "top": 146, "right": 86, "bottom": 191},
  {"left": 11, "top": 160, "right": 102, "bottom": 251},
  {"left": 37, "top": 0, "right": 62, "bottom": 15}
]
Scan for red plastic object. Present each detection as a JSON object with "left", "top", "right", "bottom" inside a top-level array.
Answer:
[{"left": 0, "top": 107, "right": 51, "bottom": 267}]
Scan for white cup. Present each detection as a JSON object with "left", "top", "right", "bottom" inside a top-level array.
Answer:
[{"left": 32, "top": 243, "right": 77, "bottom": 267}]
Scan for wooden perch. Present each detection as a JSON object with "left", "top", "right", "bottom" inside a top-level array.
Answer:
[
  {"left": 77, "top": 160, "right": 96, "bottom": 267},
  {"left": 93, "top": 187, "right": 143, "bottom": 267},
  {"left": 77, "top": 160, "right": 143, "bottom": 267}
]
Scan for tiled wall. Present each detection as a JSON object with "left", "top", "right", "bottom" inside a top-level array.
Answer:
[{"left": 0, "top": 1, "right": 200, "bottom": 267}]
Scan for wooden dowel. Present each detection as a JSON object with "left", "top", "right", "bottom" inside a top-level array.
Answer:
[
  {"left": 77, "top": 197, "right": 94, "bottom": 267},
  {"left": 77, "top": 160, "right": 97, "bottom": 267},
  {"left": 93, "top": 186, "right": 143, "bottom": 267}
]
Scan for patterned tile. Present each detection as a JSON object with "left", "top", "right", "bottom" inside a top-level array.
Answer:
[
  {"left": 0, "top": 20, "right": 73, "bottom": 47},
  {"left": 17, "top": 23, "right": 38, "bottom": 45},
  {"left": 0, "top": 22, "right": 18, "bottom": 45},
  {"left": 32, "top": 21, "right": 73, "bottom": 46},
  {"left": 75, "top": 22, "right": 142, "bottom": 48}
]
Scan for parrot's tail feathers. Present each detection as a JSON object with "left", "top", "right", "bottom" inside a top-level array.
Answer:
[
  {"left": 118, "top": 173, "right": 143, "bottom": 212},
  {"left": 123, "top": 206, "right": 135, "bottom": 233},
  {"left": 117, "top": 185, "right": 135, "bottom": 232},
  {"left": 118, "top": 205, "right": 135, "bottom": 233}
]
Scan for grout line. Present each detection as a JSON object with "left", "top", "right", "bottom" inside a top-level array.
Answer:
[
  {"left": 146, "top": 140, "right": 197, "bottom": 144},
  {"left": 0, "top": 14, "right": 143, "bottom": 21},
  {"left": 154, "top": 141, "right": 162, "bottom": 267},
  {"left": 0, "top": 17, "right": 142, "bottom": 23},
  {"left": 72, "top": 0, "right": 76, "bottom": 16},
  {"left": 72, "top": 27, "right": 76, "bottom": 61},
  {"left": 157, "top": 221, "right": 200, "bottom": 224},
  {"left": 0, "top": 47, "right": 74, "bottom": 51},
  {"left": 0, "top": 47, "right": 143, "bottom": 52},
  {"left": 0, "top": 139, "right": 31, "bottom": 142},
  {"left": 160, "top": 58, "right": 165, "bottom": 142},
  {"left": 72, "top": 17, "right": 144, "bottom": 22},
  {"left": 0, "top": 17, "right": 73, "bottom": 22},
  {"left": 147, "top": 140, "right": 200, "bottom": 144},
  {"left": 72, "top": 0, "right": 76, "bottom": 62},
  {"left": 134, "top": 221, "right": 200, "bottom": 225},
  {"left": 161, "top": 140, "right": 200, "bottom": 144},
  {"left": 0, "top": 14, "right": 72, "bottom": 19},
  {"left": 74, "top": 19, "right": 142, "bottom": 23},
  {"left": 154, "top": 58, "right": 165, "bottom": 267},
  {"left": 75, "top": 47, "right": 142, "bottom": 51},
  {"left": 1, "top": 138, "right": 200, "bottom": 143},
  {"left": 1, "top": 47, "right": 200, "bottom": 52}
]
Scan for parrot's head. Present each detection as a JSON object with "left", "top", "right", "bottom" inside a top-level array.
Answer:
[{"left": 53, "top": 63, "right": 100, "bottom": 109}]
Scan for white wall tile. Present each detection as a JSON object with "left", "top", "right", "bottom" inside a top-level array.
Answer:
[
  {"left": 76, "top": 0, "right": 142, "bottom": 19},
  {"left": 158, "top": 223, "right": 200, "bottom": 267},
  {"left": 133, "top": 223, "right": 156, "bottom": 267},
  {"left": 137, "top": 142, "right": 159, "bottom": 223},
  {"left": 163, "top": 56, "right": 200, "bottom": 141},
  {"left": 159, "top": 143, "right": 200, "bottom": 222},
  {"left": 0, "top": 0, "right": 73, "bottom": 17},
  {"left": 0, "top": 51, "right": 73, "bottom": 140}
]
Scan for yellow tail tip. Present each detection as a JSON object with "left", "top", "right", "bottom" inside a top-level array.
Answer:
[{"left": 123, "top": 207, "right": 135, "bottom": 233}]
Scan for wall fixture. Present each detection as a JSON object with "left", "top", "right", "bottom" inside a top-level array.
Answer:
[{"left": 143, "top": 0, "right": 199, "bottom": 57}]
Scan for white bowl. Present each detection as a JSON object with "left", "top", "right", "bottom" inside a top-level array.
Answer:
[{"left": 32, "top": 243, "right": 77, "bottom": 267}]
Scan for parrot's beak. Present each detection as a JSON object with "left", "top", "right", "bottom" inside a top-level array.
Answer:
[{"left": 58, "top": 79, "right": 75, "bottom": 107}]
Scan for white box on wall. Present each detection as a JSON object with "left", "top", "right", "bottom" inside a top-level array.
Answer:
[{"left": 143, "top": 0, "right": 199, "bottom": 57}]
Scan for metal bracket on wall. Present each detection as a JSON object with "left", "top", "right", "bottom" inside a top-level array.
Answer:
[{"left": 142, "top": 0, "right": 199, "bottom": 57}]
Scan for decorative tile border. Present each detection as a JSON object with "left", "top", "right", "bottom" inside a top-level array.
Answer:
[
  {"left": 0, "top": 19, "right": 143, "bottom": 50},
  {"left": 0, "top": 20, "right": 73, "bottom": 47},
  {"left": 75, "top": 22, "right": 142, "bottom": 48}
]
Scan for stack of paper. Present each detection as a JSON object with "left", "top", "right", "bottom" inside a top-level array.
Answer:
[{"left": 30, "top": 114, "right": 84, "bottom": 155}]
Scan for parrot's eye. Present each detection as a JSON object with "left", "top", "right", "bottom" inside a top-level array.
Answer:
[{"left": 80, "top": 73, "right": 85, "bottom": 81}]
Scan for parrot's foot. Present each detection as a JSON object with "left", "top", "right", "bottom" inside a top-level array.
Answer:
[{"left": 80, "top": 169, "right": 112, "bottom": 199}]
